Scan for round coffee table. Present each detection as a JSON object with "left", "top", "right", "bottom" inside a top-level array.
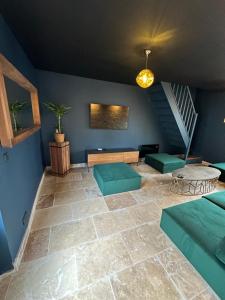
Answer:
[{"left": 171, "top": 166, "right": 221, "bottom": 195}]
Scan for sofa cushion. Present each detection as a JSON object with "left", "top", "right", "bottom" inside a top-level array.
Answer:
[
  {"left": 203, "top": 190, "right": 225, "bottom": 209},
  {"left": 210, "top": 163, "right": 225, "bottom": 171},
  {"left": 215, "top": 237, "right": 225, "bottom": 265},
  {"left": 160, "top": 198, "right": 225, "bottom": 298},
  {"left": 210, "top": 163, "right": 225, "bottom": 182}
]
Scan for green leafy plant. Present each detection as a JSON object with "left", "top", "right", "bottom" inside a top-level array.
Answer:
[
  {"left": 9, "top": 101, "right": 28, "bottom": 133},
  {"left": 43, "top": 102, "right": 71, "bottom": 133}
]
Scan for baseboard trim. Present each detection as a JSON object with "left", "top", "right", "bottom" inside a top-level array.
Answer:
[
  {"left": 46, "top": 162, "right": 87, "bottom": 171},
  {"left": 13, "top": 170, "right": 46, "bottom": 271}
]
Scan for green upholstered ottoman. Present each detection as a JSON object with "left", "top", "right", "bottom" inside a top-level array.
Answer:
[
  {"left": 210, "top": 163, "right": 225, "bottom": 182},
  {"left": 145, "top": 153, "right": 185, "bottom": 173},
  {"left": 93, "top": 162, "right": 141, "bottom": 196},
  {"left": 160, "top": 197, "right": 225, "bottom": 299}
]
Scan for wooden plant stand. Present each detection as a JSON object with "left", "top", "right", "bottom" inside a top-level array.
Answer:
[{"left": 49, "top": 141, "right": 71, "bottom": 176}]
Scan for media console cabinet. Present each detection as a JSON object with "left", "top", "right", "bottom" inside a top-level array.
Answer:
[{"left": 86, "top": 148, "right": 139, "bottom": 168}]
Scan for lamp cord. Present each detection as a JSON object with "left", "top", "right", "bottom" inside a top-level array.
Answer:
[{"left": 145, "top": 50, "right": 151, "bottom": 69}]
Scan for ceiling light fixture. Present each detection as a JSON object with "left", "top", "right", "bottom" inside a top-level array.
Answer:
[{"left": 136, "top": 49, "right": 154, "bottom": 88}]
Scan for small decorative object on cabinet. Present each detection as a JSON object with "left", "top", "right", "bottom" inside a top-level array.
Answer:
[
  {"left": 44, "top": 102, "right": 71, "bottom": 143},
  {"left": 49, "top": 141, "right": 71, "bottom": 176}
]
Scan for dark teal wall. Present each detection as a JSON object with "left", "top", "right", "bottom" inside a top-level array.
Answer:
[
  {"left": 192, "top": 89, "right": 225, "bottom": 163},
  {"left": 37, "top": 70, "right": 168, "bottom": 165},
  {"left": 0, "top": 15, "right": 44, "bottom": 273}
]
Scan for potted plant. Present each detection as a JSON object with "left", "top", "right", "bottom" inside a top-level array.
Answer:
[
  {"left": 44, "top": 102, "right": 71, "bottom": 143},
  {"left": 9, "top": 101, "right": 28, "bottom": 133}
]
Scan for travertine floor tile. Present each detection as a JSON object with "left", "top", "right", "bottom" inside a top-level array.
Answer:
[
  {"left": 49, "top": 218, "right": 96, "bottom": 253},
  {"left": 55, "top": 181, "right": 84, "bottom": 193},
  {"left": 76, "top": 235, "right": 132, "bottom": 288},
  {"left": 36, "top": 194, "right": 54, "bottom": 209},
  {"left": 193, "top": 289, "right": 219, "bottom": 300},
  {"left": 127, "top": 201, "right": 161, "bottom": 225},
  {"left": 85, "top": 186, "right": 102, "bottom": 198},
  {"left": 121, "top": 223, "right": 171, "bottom": 263},
  {"left": 157, "top": 246, "right": 184, "bottom": 274},
  {"left": 72, "top": 197, "right": 108, "bottom": 220},
  {"left": 130, "top": 187, "right": 155, "bottom": 203},
  {"left": 134, "top": 164, "right": 160, "bottom": 174},
  {"left": 158, "top": 247, "right": 207, "bottom": 299},
  {"left": 32, "top": 205, "right": 73, "bottom": 230},
  {"left": 39, "top": 183, "right": 56, "bottom": 196},
  {"left": 110, "top": 257, "right": 181, "bottom": 300},
  {"left": 6, "top": 248, "right": 77, "bottom": 300},
  {"left": 43, "top": 173, "right": 56, "bottom": 184},
  {"left": 55, "top": 189, "right": 87, "bottom": 205},
  {"left": 23, "top": 228, "right": 50, "bottom": 262},
  {"left": 56, "top": 172, "right": 82, "bottom": 183},
  {"left": 105, "top": 192, "right": 136, "bottom": 210},
  {"left": 0, "top": 275, "right": 11, "bottom": 300},
  {"left": 153, "top": 174, "right": 173, "bottom": 185},
  {"left": 71, "top": 167, "right": 88, "bottom": 174},
  {"left": 93, "top": 209, "right": 136, "bottom": 237},
  {"left": 81, "top": 174, "right": 96, "bottom": 188},
  {"left": 62, "top": 278, "right": 114, "bottom": 300}
]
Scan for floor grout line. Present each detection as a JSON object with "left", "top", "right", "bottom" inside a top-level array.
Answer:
[
  {"left": 91, "top": 216, "right": 99, "bottom": 240},
  {"left": 108, "top": 275, "right": 117, "bottom": 300}
]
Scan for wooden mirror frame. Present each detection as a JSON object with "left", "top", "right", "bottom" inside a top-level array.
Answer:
[{"left": 0, "top": 54, "right": 41, "bottom": 148}]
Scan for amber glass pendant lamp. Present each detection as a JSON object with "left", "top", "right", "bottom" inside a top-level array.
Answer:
[{"left": 136, "top": 49, "right": 154, "bottom": 88}]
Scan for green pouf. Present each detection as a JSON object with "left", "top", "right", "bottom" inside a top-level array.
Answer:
[
  {"left": 210, "top": 163, "right": 225, "bottom": 182},
  {"left": 93, "top": 162, "right": 141, "bottom": 196},
  {"left": 145, "top": 153, "right": 185, "bottom": 173},
  {"left": 160, "top": 198, "right": 225, "bottom": 299}
]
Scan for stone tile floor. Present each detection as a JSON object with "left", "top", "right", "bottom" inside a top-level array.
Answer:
[{"left": 1, "top": 163, "right": 224, "bottom": 300}]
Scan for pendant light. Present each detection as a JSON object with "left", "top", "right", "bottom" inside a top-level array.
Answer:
[{"left": 136, "top": 49, "right": 154, "bottom": 88}]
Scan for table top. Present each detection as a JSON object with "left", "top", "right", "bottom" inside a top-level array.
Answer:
[
  {"left": 172, "top": 166, "right": 221, "bottom": 181},
  {"left": 86, "top": 148, "right": 138, "bottom": 154}
]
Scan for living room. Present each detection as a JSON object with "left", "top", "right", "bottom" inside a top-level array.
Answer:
[{"left": 0, "top": 1, "right": 225, "bottom": 299}]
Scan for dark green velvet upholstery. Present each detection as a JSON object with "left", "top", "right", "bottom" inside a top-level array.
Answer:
[
  {"left": 203, "top": 190, "right": 225, "bottom": 209},
  {"left": 216, "top": 237, "right": 225, "bottom": 265},
  {"left": 160, "top": 198, "right": 225, "bottom": 299},
  {"left": 93, "top": 162, "right": 141, "bottom": 196},
  {"left": 145, "top": 153, "right": 185, "bottom": 173},
  {"left": 210, "top": 163, "right": 225, "bottom": 182}
]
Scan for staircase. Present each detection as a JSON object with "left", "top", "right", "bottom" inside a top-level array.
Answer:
[{"left": 149, "top": 82, "right": 198, "bottom": 161}]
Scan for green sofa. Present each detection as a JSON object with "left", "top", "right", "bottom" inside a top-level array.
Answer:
[
  {"left": 210, "top": 162, "right": 225, "bottom": 182},
  {"left": 160, "top": 190, "right": 225, "bottom": 299},
  {"left": 93, "top": 162, "right": 141, "bottom": 196},
  {"left": 145, "top": 153, "right": 185, "bottom": 173}
]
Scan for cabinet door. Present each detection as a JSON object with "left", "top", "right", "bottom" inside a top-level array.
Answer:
[
  {"left": 123, "top": 151, "right": 139, "bottom": 163},
  {"left": 88, "top": 152, "right": 123, "bottom": 166}
]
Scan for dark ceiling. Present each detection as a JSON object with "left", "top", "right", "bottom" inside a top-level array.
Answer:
[{"left": 1, "top": 0, "right": 225, "bottom": 89}]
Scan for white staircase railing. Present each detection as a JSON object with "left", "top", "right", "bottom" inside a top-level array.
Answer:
[{"left": 161, "top": 82, "right": 198, "bottom": 160}]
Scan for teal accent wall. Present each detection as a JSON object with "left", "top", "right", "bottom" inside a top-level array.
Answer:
[
  {"left": 192, "top": 89, "right": 225, "bottom": 163},
  {"left": 37, "top": 70, "right": 168, "bottom": 165},
  {"left": 0, "top": 15, "right": 44, "bottom": 273}
]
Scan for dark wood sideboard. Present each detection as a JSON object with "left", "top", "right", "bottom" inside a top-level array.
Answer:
[{"left": 86, "top": 148, "right": 139, "bottom": 168}]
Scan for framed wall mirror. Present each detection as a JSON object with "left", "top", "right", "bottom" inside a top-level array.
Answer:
[{"left": 0, "top": 54, "right": 41, "bottom": 148}]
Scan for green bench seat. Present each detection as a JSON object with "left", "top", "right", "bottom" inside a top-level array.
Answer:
[
  {"left": 210, "top": 162, "right": 225, "bottom": 182},
  {"left": 145, "top": 153, "right": 185, "bottom": 173},
  {"left": 93, "top": 162, "right": 141, "bottom": 196},
  {"left": 160, "top": 192, "right": 225, "bottom": 299}
]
